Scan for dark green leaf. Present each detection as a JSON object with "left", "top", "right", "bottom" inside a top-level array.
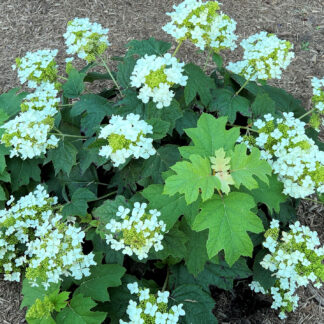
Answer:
[
  {"left": 7, "top": 158, "right": 41, "bottom": 191},
  {"left": 125, "top": 37, "right": 171, "bottom": 57},
  {"left": 253, "top": 249, "right": 276, "bottom": 290},
  {"left": 117, "top": 56, "right": 136, "bottom": 89},
  {"left": 147, "top": 118, "right": 170, "bottom": 140},
  {"left": 212, "top": 53, "right": 223, "bottom": 68},
  {"left": 0, "top": 88, "right": 27, "bottom": 117},
  {"left": 171, "top": 284, "right": 217, "bottom": 324},
  {"left": 184, "top": 63, "right": 215, "bottom": 106},
  {"left": 74, "top": 264, "right": 126, "bottom": 302},
  {"left": 251, "top": 92, "right": 276, "bottom": 117},
  {"left": 175, "top": 110, "right": 199, "bottom": 136},
  {"left": 62, "top": 69, "right": 86, "bottom": 99}
]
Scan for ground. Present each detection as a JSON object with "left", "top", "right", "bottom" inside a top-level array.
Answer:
[{"left": 0, "top": 0, "right": 323, "bottom": 323}]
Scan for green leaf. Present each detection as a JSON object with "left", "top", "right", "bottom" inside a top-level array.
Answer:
[
  {"left": 7, "top": 158, "right": 41, "bottom": 191},
  {"left": 212, "top": 53, "right": 223, "bottom": 68},
  {"left": 145, "top": 99, "right": 183, "bottom": 134},
  {"left": 63, "top": 69, "right": 86, "bottom": 99},
  {"left": 0, "top": 109, "right": 9, "bottom": 125},
  {"left": 114, "top": 89, "right": 144, "bottom": 117},
  {"left": 56, "top": 294, "right": 107, "bottom": 324},
  {"left": 62, "top": 188, "right": 96, "bottom": 217},
  {"left": 21, "top": 279, "right": 60, "bottom": 309},
  {"left": 141, "top": 145, "right": 181, "bottom": 184},
  {"left": 209, "top": 88, "right": 251, "bottom": 123},
  {"left": 74, "top": 264, "right": 125, "bottom": 302},
  {"left": 147, "top": 118, "right": 170, "bottom": 140},
  {"left": 0, "top": 185, "right": 6, "bottom": 201},
  {"left": 170, "top": 258, "right": 252, "bottom": 292},
  {"left": 142, "top": 184, "right": 189, "bottom": 230},
  {"left": 262, "top": 85, "right": 305, "bottom": 117},
  {"left": 49, "top": 290, "right": 70, "bottom": 312},
  {"left": 175, "top": 110, "right": 199, "bottom": 136},
  {"left": 180, "top": 114, "right": 240, "bottom": 159},
  {"left": 125, "top": 37, "right": 171, "bottom": 57},
  {"left": 84, "top": 72, "right": 112, "bottom": 83},
  {"left": 180, "top": 219, "right": 209, "bottom": 276},
  {"left": 253, "top": 249, "right": 276, "bottom": 290},
  {"left": 164, "top": 154, "right": 220, "bottom": 204},
  {"left": 46, "top": 141, "right": 77, "bottom": 176},
  {"left": 150, "top": 223, "right": 188, "bottom": 260},
  {"left": 273, "top": 200, "right": 298, "bottom": 225},
  {"left": 244, "top": 175, "right": 287, "bottom": 214},
  {"left": 70, "top": 94, "right": 113, "bottom": 136},
  {"left": 171, "top": 284, "right": 217, "bottom": 324},
  {"left": 184, "top": 63, "right": 215, "bottom": 106},
  {"left": 230, "top": 144, "right": 272, "bottom": 190},
  {"left": 193, "top": 192, "right": 264, "bottom": 266},
  {"left": 117, "top": 56, "right": 136, "bottom": 89},
  {"left": 251, "top": 92, "right": 276, "bottom": 117},
  {"left": 0, "top": 88, "right": 27, "bottom": 117}
]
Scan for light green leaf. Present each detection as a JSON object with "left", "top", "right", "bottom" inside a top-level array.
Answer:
[
  {"left": 184, "top": 63, "right": 215, "bottom": 106},
  {"left": 62, "top": 188, "right": 96, "bottom": 217},
  {"left": 74, "top": 264, "right": 125, "bottom": 302},
  {"left": 125, "top": 37, "right": 171, "bottom": 57},
  {"left": 230, "top": 144, "right": 272, "bottom": 190},
  {"left": 180, "top": 114, "right": 240, "bottom": 159},
  {"left": 171, "top": 284, "right": 217, "bottom": 324},
  {"left": 7, "top": 158, "right": 41, "bottom": 191},
  {"left": 193, "top": 192, "right": 264, "bottom": 266},
  {"left": 46, "top": 141, "right": 77, "bottom": 176},
  {"left": 62, "top": 69, "right": 86, "bottom": 98},
  {"left": 21, "top": 279, "right": 60, "bottom": 309},
  {"left": 164, "top": 154, "right": 220, "bottom": 204},
  {"left": 55, "top": 294, "right": 107, "bottom": 324}
]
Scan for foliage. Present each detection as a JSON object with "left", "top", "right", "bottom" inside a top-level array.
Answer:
[{"left": 0, "top": 4, "right": 323, "bottom": 324}]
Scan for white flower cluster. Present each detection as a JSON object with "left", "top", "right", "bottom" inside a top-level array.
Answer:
[
  {"left": 253, "top": 112, "right": 324, "bottom": 198},
  {"left": 98, "top": 114, "right": 156, "bottom": 167},
  {"left": 227, "top": 31, "right": 294, "bottom": 81},
  {"left": 12, "top": 49, "right": 59, "bottom": 88},
  {"left": 162, "top": 0, "right": 237, "bottom": 52},
  {"left": 121, "top": 282, "right": 185, "bottom": 324},
  {"left": 130, "top": 53, "right": 188, "bottom": 108},
  {"left": 20, "top": 82, "right": 60, "bottom": 114},
  {"left": 63, "top": 17, "right": 110, "bottom": 62},
  {"left": 311, "top": 77, "right": 324, "bottom": 113},
  {"left": 0, "top": 185, "right": 95, "bottom": 289},
  {"left": 105, "top": 202, "right": 166, "bottom": 260},
  {"left": 250, "top": 220, "right": 324, "bottom": 320},
  {"left": 1, "top": 108, "right": 59, "bottom": 159}
]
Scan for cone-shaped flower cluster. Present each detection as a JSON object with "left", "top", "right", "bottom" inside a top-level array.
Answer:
[
  {"left": 227, "top": 31, "right": 294, "bottom": 81},
  {"left": 121, "top": 282, "right": 185, "bottom": 324},
  {"left": 63, "top": 17, "right": 110, "bottom": 62},
  {"left": 12, "top": 49, "right": 59, "bottom": 88},
  {"left": 250, "top": 220, "right": 324, "bottom": 320},
  {"left": 252, "top": 112, "right": 324, "bottom": 198},
  {"left": 163, "top": 0, "right": 237, "bottom": 52},
  {"left": 130, "top": 53, "right": 188, "bottom": 108},
  {"left": 105, "top": 202, "right": 166, "bottom": 260},
  {"left": 0, "top": 185, "right": 95, "bottom": 289},
  {"left": 98, "top": 114, "right": 156, "bottom": 167}
]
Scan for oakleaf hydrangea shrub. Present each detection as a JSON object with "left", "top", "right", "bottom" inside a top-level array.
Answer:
[{"left": 0, "top": 1, "right": 323, "bottom": 323}]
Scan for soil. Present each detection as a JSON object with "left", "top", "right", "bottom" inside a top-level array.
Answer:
[{"left": 0, "top": 0, "right": 323, "bottom": 323}]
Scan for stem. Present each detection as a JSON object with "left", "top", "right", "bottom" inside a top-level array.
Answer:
[
  {"left": 51, "top": 133, "right": 87, "bottom": 139},
  {"left": 162, "top": 267, "right": 170, "bottom": 292},
  {"left": 172, "top": 40, "right": 183, "bottom": 57},
  {"left": 58, "top": 75, "right": 68, "bottom": 81},
  {"left": 230, "top": 124, "right": 260, "bottom": 134},
  {"left": 302, "top": 197, "right": 324, "bottom": 205},
  {"left": 235, "top": 78, "right": 251, "bottom": 96},
  {"left": 298, "top": 108, "right": 316, "bottom": 120},
  {"left": 98, "top": 56, "right": 123, "bottom": 96},
  {"left": 203, "top": 49, "right": 213, "bottom": 72},
  {"left": 88, "top": 191, "right": 118, "bottom": 203}
]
